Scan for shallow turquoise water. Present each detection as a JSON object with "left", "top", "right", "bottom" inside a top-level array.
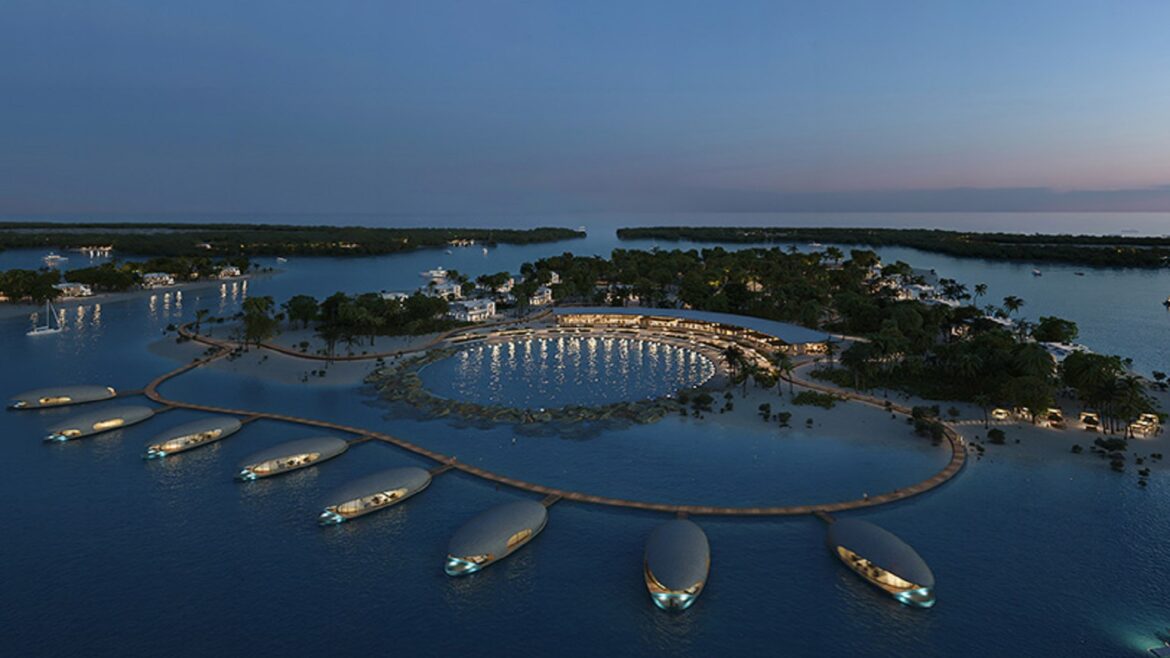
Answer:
[{"left": 2, "top": 217, "right": 1170, "bottom": 655}]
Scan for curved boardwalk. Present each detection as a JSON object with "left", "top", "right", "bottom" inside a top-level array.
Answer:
[{"left": 144, "top": 333, "right": 966, "bottom": 516}]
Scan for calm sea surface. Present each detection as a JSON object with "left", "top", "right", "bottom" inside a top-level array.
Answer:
[{"left": 2, "top": 214, "right": 1169, "bottom": 656}]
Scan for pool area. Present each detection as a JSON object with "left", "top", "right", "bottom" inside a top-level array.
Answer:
[{"left": 418, "top": 335, "right": 716, "bottom": 409}]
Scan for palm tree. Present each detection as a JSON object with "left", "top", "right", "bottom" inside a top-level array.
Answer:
[
  {"left": 823, "top": 338, "right": 838, "bottom": 366},
  {"left": 1002, "top": 295, "right": 1024, "bottom": 316},
  {"left": 194, "top": 308, "right": 209, "bottom": 335},
  {"left": 973, "top": 283, "right": 988, "bottom": 305},
  {"left": 723, "top": 344, "right": 744, "bottom": 380},
  {"left": 973, "top": 393, "right": 992, "bottom": 428},
  {"left": 771, "top": 351, "right": 795, "bottom": 396}
]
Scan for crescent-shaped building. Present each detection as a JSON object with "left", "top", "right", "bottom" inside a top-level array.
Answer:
[
  {"left": 444, "top": 500, "right": 548, "bottom": 576},
  {"left": 235, "top": 436, "right": 348, "bottom": 481},
  {"left": 643, "top": 519, "right": 711, "bottom": 611},
  {"left": 826, "top": 518, "right": 935, "bottom": 608},
  {"left": 319, "top": 466, "right": 432, "bottom": 525},
  {"left": 44, "top": 405, "right": 155, "bottom": 442},
  {"left": 11, "top": 385, "right": 117, "bottom": 410},
  {"left": 144, "top": 416, "right": 243, "bottom": 459}
]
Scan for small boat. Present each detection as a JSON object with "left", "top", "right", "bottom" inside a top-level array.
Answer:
[
  {"left": 1163, "top": 296, "right": 1170, "bottom": 308},
  {"left": 42, "top": 252, "right": 68, "bottom": 266},
  {"left": 1032, "top": 269, "right": 1042, "bottom": 276},
  {"left": 1074, "top": 271, "right": 1085, "bottom": 276},
  {"left": 482, "top": 247, "right": 488, "bottom": 255},
  {"left": 27, "top": 300, "right": 64, "bottom": 336},
  {"left": 276, "top": 257, "right": 288, "bottom": 263},
  {"left": 445, "top": 249, "right": 453, "bottom": 254},
  {"left": 809, "top": 242, "right": 824, "bottom": 249}
]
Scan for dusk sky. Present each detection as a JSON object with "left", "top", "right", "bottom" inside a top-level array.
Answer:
[{"left": 3, "top": 1, "right": 1170, "bottom": 215}]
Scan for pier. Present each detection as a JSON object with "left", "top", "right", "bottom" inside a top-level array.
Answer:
[{"left": 140, "top": 340, "right": 967, "bottom": 517}]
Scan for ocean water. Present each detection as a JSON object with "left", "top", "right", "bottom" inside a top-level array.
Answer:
[{"left": 2, "top": 215, "right": 1170, "bottom": 656}]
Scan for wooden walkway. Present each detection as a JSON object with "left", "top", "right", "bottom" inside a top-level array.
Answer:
[{"left": 141, "top": 342, "right": 967, "bottom": 517}]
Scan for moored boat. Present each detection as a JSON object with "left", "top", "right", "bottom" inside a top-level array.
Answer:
[
  {"left": 236, "top": 436, "right": 348, "bottom": 480},
  {"left": 318, "top": 466, "right": 431, "bottom": 524},
  {"left": 9, "top": 385, "right": 117, "bottom": 410},
  {"left": 444, "top": 499, "right": 547, "bottom": 576},
  {"left": 826, "top": 518, "right": 935, "bottom": 608},
  {"left": 643, "top": 519, "right": 711, "bottom": 611},
  {"left": 144, "top": 416, "right": 242, "bottom": 458},
  {"left": 45, "top": 405, "right": 156, "bottom": 442}
]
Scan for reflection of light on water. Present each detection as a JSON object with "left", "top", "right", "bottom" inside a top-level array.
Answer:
[
  {"left": 148, "top": 294, "right": 158, "bottom": 320},
  {"left": 427, "top": 336, "right": 714, "bottom": 408},
  {"left": 93, "top": 304, "right": 101, "bottom": 327}
]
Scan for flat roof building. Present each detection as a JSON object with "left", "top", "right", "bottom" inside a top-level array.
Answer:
[{"left": 449, "top": 299, "right": 495, "bottom": 323}]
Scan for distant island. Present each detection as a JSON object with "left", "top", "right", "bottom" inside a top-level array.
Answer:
[
  {"left": 0, "top": 222, "right": 584, "bottom": 257},
  {"left": 617, "top": 226, "right": 1170, "bottom": 267}
]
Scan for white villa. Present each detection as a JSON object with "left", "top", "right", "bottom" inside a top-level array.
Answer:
[
  {"left": 142, "top": 272, "right": 176, "bottom": 288},
  {"left": 379, "top": 291, "right": 410, "bottom": 301},
  {"left": 449, "top": 299, "right": 496, "bottom": 322},
  {"left": 218, "top": 266, "right": 242, "bottom": 279},
  {"left": 529, "top": 285, "right": 553, "bottom": 306},
  {"left": 426, "top": 281, "right": 463, "bottom": 300},
  {"left": 52, "top": 282, "right": 94, "bottom": 298}
]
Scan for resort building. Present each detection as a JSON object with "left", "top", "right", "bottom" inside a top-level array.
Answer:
[
  {"left": 217, "top": 266, "right": 242, "bottom": 279},
  {"left": 379, "top": 291, "right": 410, "bottom": 301},
  {"left": 45, "top": 405, "right": 156, "bottom": 442},
  {"left": 494, "top": 277, "right": 515, "bottom": 294},
  {"left": 319, "top": 466, "right": 432, "bottom": 525},
  {"left": 144, "top": 416, "right": 242, "bottom": 458},
  {"left": 449, "top": 299, "right": 496, "bottom": 322},
  {"left": 529, "top": 285, "right": 553, "bottom": 306},
  {"left": 236, "top": 436, "right": 348, "bottom": 480},
  {"left": 552, "top": 307, "right": 831, "bottom": 367},
  {"left": 425, "top": 281, "right": 463, "bottom": 300},
  {"left": 141, "top": 272, "right": 176, "bottom": 288},
  {"left": 825, "top": 519, "right": 935, "bottom": 608},
  {"left": 445, "top": 499, "right": 548, "bottom": 576},
  {"left": 643, "top": 519, "right": 711, "bottom": 611},
  {"left": 10, "top": 385, "right": 117, "bottom": 409},
  {"left": 53, "top": 282, "right": 94, "bottom": 298}
]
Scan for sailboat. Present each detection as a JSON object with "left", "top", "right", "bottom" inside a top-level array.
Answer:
[{"left": 27, "top": 300, "right": 64, "bottom": 336}]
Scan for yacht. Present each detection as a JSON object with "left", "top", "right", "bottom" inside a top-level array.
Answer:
[
  {"left": 42, "top": 252, "right": 69, "bottom": 266},
  {"left": 27, "top": 300, "right": 63, "bottom": 336},
  {"left": 1031, "top": 269, "right": 1042, "bottom": 276}
]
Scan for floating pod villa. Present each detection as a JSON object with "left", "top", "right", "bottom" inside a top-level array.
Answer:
[
  {"left": 236, "top": 437, "right": 348, "bottom": 481},
  {"left": 319, "top": 466, "right": 432, "bottom": 525},
  {"left": 44, "top": 405, "right": 155, "bottom": 442},
  {"left": 144, "top": 416, "right": 242, "bottom": 459},
  {"left": 643, "top": 519, "right": 711, "bottom": 611},
  {"left": 445, "top": 500, "right": 548, "bottom": 576},
  {"left": 826, "top": 519, "right": 935, "bottom": 608},
  {"left": 10, "top": 385, "right": 117, "bottom": 410}
]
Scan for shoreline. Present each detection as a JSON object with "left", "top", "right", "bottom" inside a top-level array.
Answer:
[{"left": 0, "top": 271, "right": 277, "bottom": 322}]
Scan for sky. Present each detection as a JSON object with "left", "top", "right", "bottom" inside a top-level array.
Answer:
[{"left": 2, "top": 0, "right": 1170, "bottom": 216}]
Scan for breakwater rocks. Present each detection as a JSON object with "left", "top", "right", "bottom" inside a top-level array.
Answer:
[{"left": 365, "top": 348, "right": 685, "bottom": 426}]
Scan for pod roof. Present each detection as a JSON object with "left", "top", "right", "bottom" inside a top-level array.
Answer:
[
  {"left": 448, "top": 500, "right": 547, "bottom": 558},
  {"left": 48, "top": 405, "right": 155, "bottom": 433},
  {"left": 644, "top": 519, "right": 711, "bottom": 591},
  {"left": 324, "top": 466, "right": 431, "bottom": 507},
  {"left": 827, "top": 519, "right": 934, "bottom": 588},
  {"left": 150, "top": 416, "right": 242, "bottom": 443},
  {"left": 11, "top": 385, "right": 116, "bottom": 407},
  {"left": 239, "top": 436, "right": 348, "bottom": 467}
]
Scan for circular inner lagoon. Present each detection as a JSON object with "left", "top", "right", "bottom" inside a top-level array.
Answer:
[{"left": 419, "top": 335, "right": 717, "bottom": 408}]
